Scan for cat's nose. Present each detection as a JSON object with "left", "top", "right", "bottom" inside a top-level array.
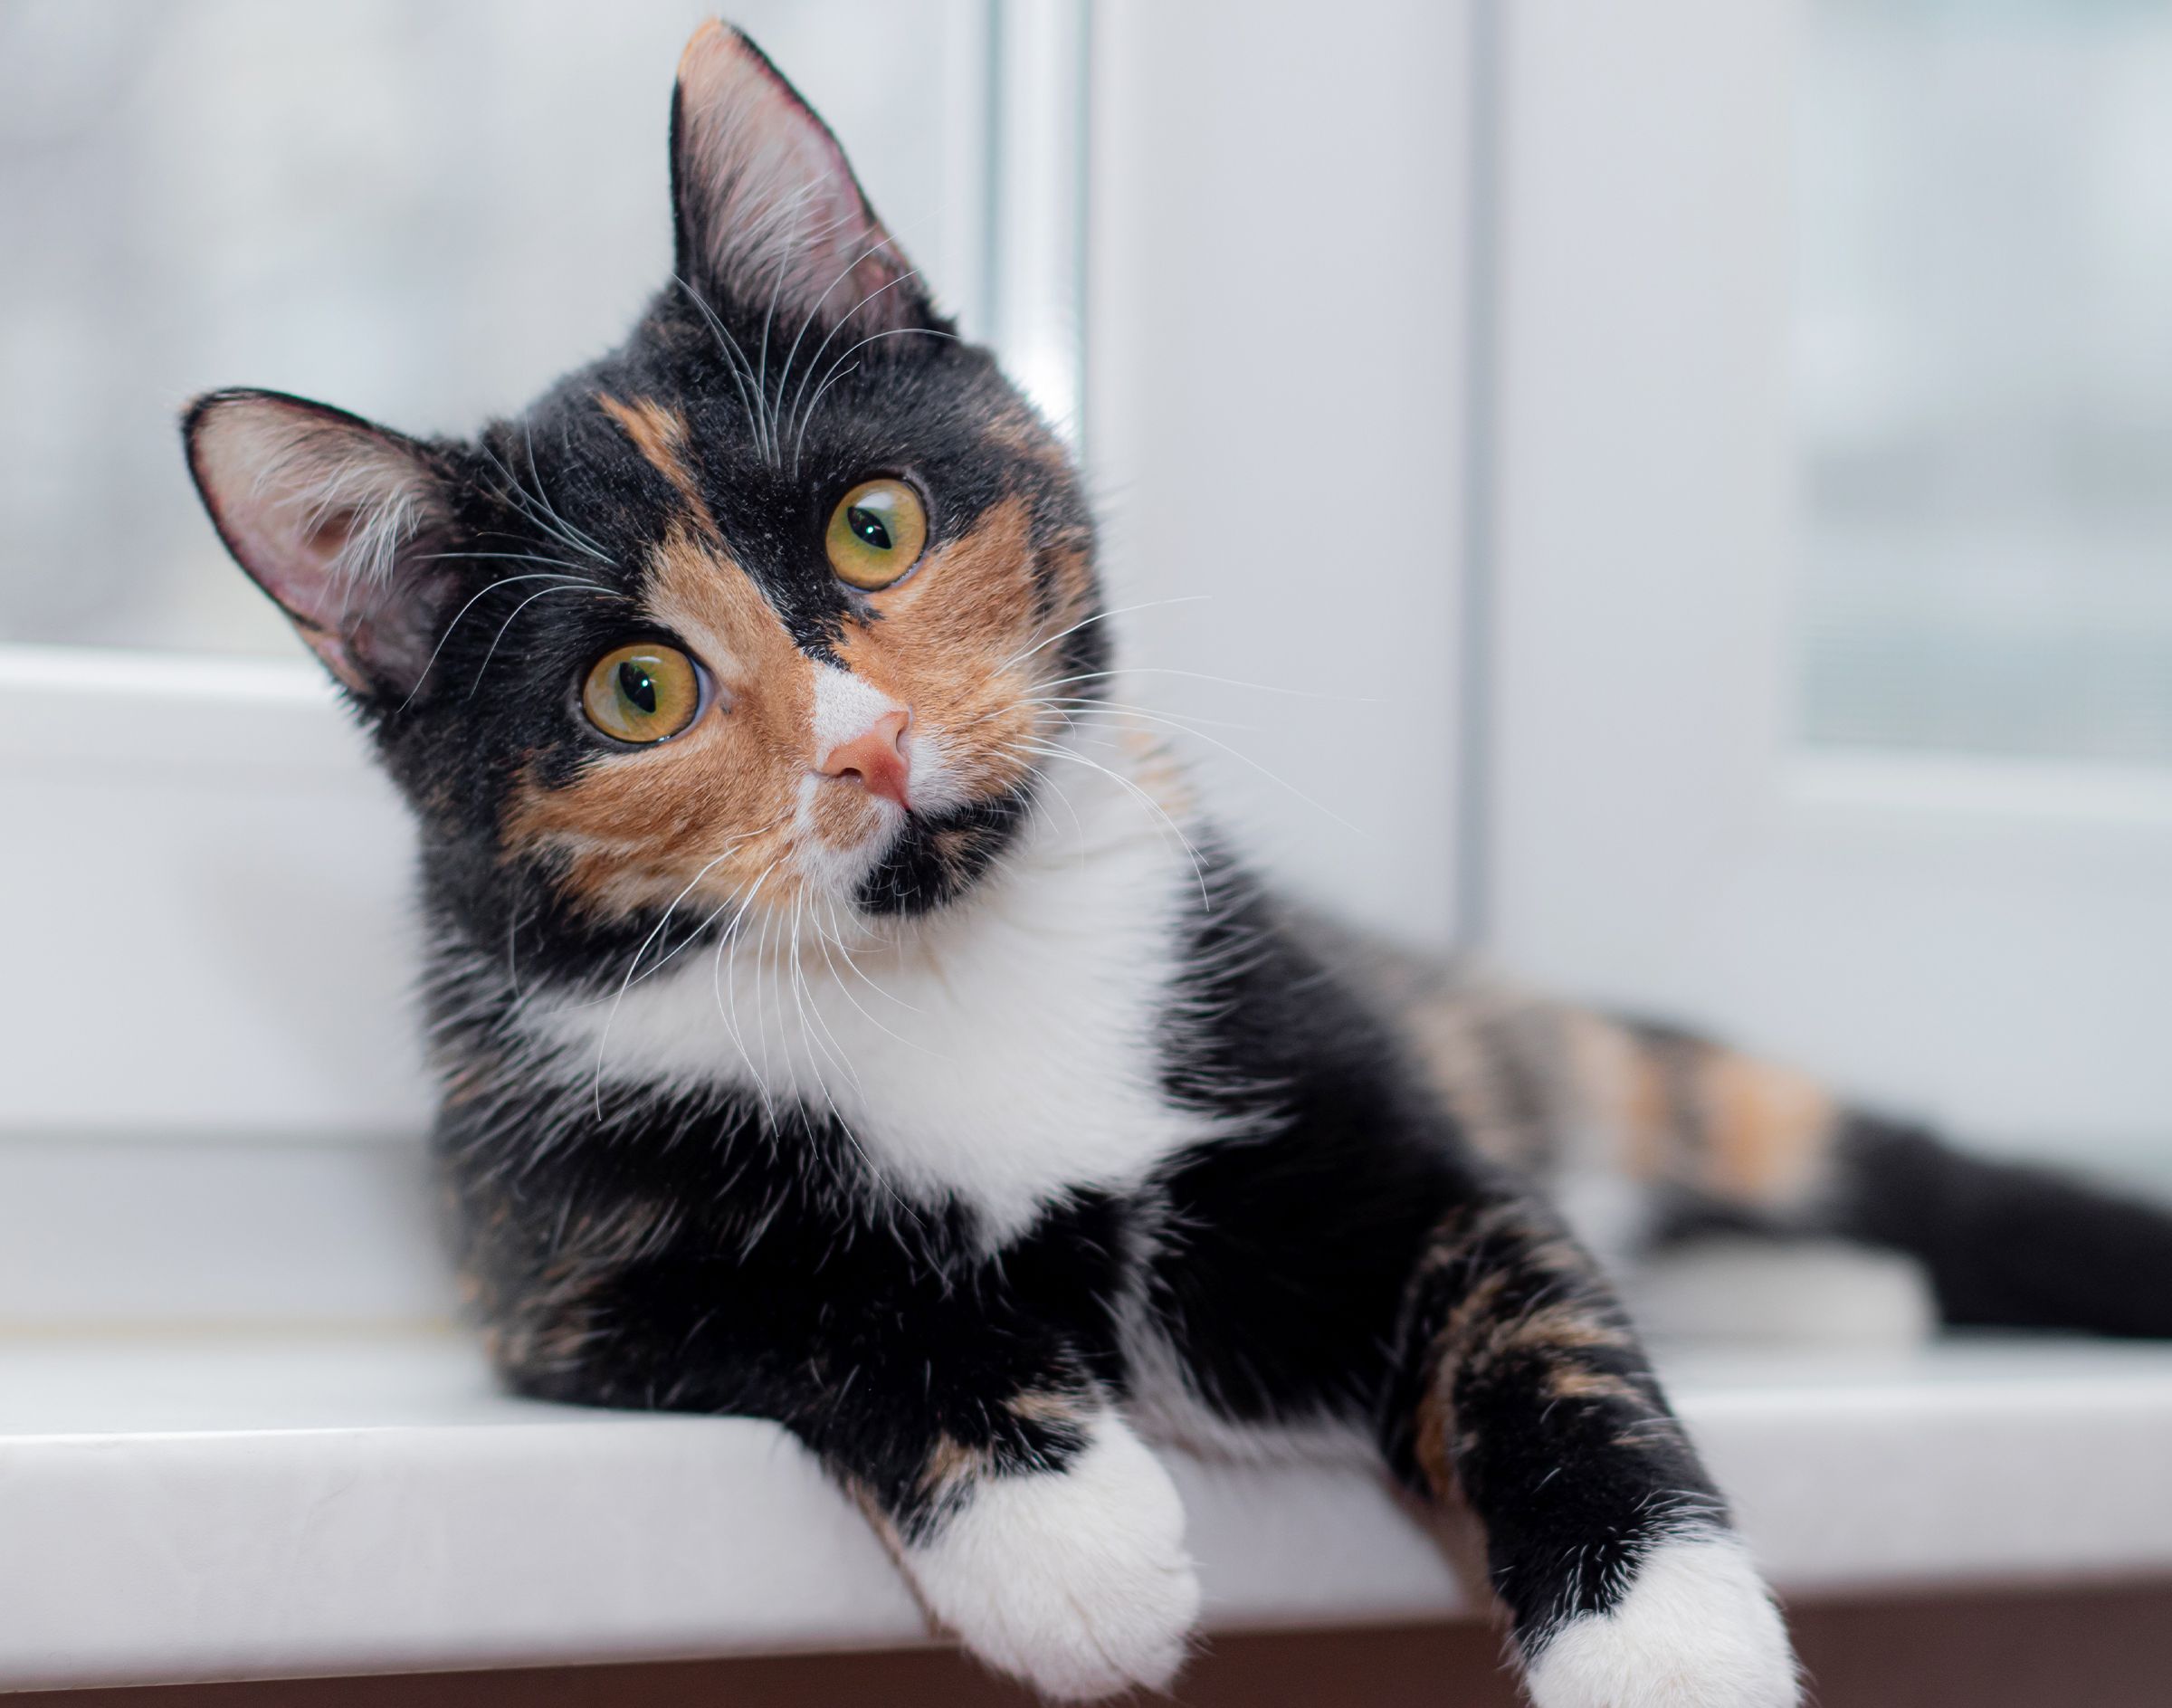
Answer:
[{"left": 817, "top": 708, "right": 912, "bottom": 811}]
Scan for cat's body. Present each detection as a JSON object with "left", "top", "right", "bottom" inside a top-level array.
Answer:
[
  {"left": 433, "top": 745, "right": 1766, "bottom": 1702},
  {"left": 184, "top": 22, "right": 2172, "bottom": 1707}
]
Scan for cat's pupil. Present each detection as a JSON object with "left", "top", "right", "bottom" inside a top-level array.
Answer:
[
  {"left": 848, "top": 505, "right": 892, "bottom": 551},
  {"left": 618, "top": 661, "right": 658, "bottom": 715}
]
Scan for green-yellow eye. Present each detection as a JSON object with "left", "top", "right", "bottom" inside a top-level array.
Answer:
[
  {"left": 826, "top": 478, "right": 929, "bottom": 590},
  {"left": 581, "top": 643, "right": 702, "bottom": 744}
]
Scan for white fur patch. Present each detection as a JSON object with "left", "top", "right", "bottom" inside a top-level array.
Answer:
[
  {"left": 529, "top": 756, "right": 1229, "bottom": 1243},
  {"left": 1525, "top": 1531, "right": 1798, "bottom": 1708},
  {"left": 905, "top": 1413, "right": 1201, "bottom": 1701},
  {"left": 810, "top": 663, "right": 903, "bottom": 758}
]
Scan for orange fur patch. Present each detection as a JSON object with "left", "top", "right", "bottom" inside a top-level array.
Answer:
[
  {"left": 918, "top": 1433, "right": 993, "bottom": 1501},
  {"left": 1110, "top": 720, "right": 1199, "bottom": 824},
  {"left": 1498, "top": 1301, "right": 1634, "bottom": 1360},
  {"left": 506, "top": 525, "right": 811, "bottom": 916},
  {"left": 834, "top": 494, "right": 1047, "bottom": 797},
  {"left": 1006, "top": 1388, "right": 1087, "bottom": 1427},
  {"left": 1694, "top": 1049, "right": 1837, "bottom": 1210},
  {"left": 1034, "top": 539, "right": 1100, "bottom": 693},
  {"left": 597, "top": 395, "right": 718, "bottom": 537},
  {"left": 1399, "top": 992, "right": 1563, "bottom": 1174},
  {"left": 1542, "top": 1364, "right": 1647, "bottom": 1407},
  {"left": 1413, "top": 1381, "right": 1457, "bottom": 1497},
  {"left": 804, "top": 779, "right": 881, "bottom": 851},
  {"left": 1565, "top": 1012, "right": 1677, "bottom": 1183}
]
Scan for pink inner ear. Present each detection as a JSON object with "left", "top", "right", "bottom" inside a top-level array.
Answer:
[
  {"left": 673, "top": 21, "right": 921, "bottom": 334},
  {"left": 187, "top": 394, "right": 445, "bottom": 693}
]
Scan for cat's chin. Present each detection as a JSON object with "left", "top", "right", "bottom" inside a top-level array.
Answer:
[{"left": 848, "top": 790, "right": 1033, "bottom": 919}]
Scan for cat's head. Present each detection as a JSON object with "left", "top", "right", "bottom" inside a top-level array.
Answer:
[{"left": 184, "top": 22, "right": 1102, "bottom": 965}]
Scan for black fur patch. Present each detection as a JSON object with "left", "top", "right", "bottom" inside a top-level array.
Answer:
[
  {"left": 1837, "top": 1116, "right": 2172, "bottom": 1339},
  {"left": 856, "top": 787, "right": 1034, "bottom": 917}
]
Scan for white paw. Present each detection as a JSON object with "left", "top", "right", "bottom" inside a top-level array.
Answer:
[
  {"left": 905, "top": 1413, "right": 1202, "bottom": 1701},
  {"left": 1524, "top": 1531, "right": 1799, "bottom": 1708}
]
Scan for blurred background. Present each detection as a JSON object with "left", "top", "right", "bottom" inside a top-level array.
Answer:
[
  {"left": 14, "top": 0, "right": 2172, "bottom": 762},
  {"left": 0, "top": 1, "right": 991, "bottom": 654},
  {"left": 1801, "top": 1, "right": 2172, "bottom": 768}
]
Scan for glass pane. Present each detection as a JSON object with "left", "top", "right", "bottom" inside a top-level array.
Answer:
[
  {"left": 1796, "top": 0, "right": 2172, "bottom": 766},
  {"left": 0, "top": 0, "right": 984, "bottom": 656}
]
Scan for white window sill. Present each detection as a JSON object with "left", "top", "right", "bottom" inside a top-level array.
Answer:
[{"left": 3, "top": 1332, "right": 2170, "bottom": 1692}]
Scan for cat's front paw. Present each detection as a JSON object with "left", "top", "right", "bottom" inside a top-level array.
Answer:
[
  {"left": 905, "top": 1413, "right": 1201, "bottom": 1701},
  {"left": 1524, "top": 1531, "right": 1799, "bottom": 1708}
]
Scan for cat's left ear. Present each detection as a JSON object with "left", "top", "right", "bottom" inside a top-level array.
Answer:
[
  {"left": 670, "top": 20, "right": 937, "bottom": 333},
  {"left": 183, "top": 388, "right": 461, "bottom": 701}
]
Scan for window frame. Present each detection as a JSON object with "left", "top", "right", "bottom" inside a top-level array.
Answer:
[{"left": 1480, "top": 0, "right": 2172, "bottom": 1156}]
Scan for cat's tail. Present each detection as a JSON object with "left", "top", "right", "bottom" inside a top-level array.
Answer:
[
  {"left": 1820, "top": 1112, "right": 2172, "bottom": 1339},
  {"left": 1556, "top": 1011, "right": 2172, "bottom": 1340},
  {"left": 1361, "top": 944, "right": 2172, "bottom": 1340}
]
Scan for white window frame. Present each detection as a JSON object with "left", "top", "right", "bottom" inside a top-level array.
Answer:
[
  {"left": 1082, "top": 0, "right": 1481, "bottom": 951},
  {"left": 1480, "top": 0, "right": 2172, "bottom": 1159}
]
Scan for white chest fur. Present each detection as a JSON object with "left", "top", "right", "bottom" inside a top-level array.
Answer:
[{"left": 525, "top": 768, "right": 1224, "bottom": 1244}]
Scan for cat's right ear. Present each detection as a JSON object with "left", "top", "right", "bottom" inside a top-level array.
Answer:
[
  {"left": 669, "top": 19, "right": 932, "bottom": 332},
  {"left": 183, "top": 389, "right": 460, "bottom": 701}
]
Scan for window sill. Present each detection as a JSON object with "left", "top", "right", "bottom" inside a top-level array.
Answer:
[{"left": 3, "top": 1332, "right": 2169, "bottom": 1691}]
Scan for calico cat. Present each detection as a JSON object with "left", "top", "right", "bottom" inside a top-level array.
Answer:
[{"left": 182, "top": 21, "right": 2172, "bottom": 1706}]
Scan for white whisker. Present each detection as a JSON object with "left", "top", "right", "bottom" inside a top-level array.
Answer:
[
  {"left": 715, "top": 856, "right": 786, "bottom": 1122},
  {"left": 1031, "top": 665, "right": 1381, "bottom": 706},
  {"left": 1022, "top": 694, "right": 1259, "bottom": 734},
  {"left": 400, "top": 573, "right": 617, "bottom": 711},
  {"left": 465, "top": 584, "right": 617, "bottom": 698},
  {"left": 1045, "top": 702, "right": 1360, "bottom": 834},
  {"left": 994, "top": 596, "right": 1212, "bottom": 677},
  {"left": 769, "top": 234, "right": 898, "bottom": 448},
  {"left": 522, "top": 422, "right": 614, "bottom": 563},
  {"left": 1015, "top": 736, "right": 1211, "bottom": 908},
  {"left": 789, "top": 322, "right": 961, "bottom": 474},
  {"left": 812, "top": 900, "right": 941, "bottom": 1055},
  {"left": 674, "top": 273, "right": 772, "bottom": 462}
]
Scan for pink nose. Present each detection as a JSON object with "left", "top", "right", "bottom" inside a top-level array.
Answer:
[{"left": 817, "top": 709, "right": 912, "bottom": 811}]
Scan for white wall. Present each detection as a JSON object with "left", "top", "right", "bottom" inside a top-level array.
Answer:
[{"left": 1086, "top": 0, "right": 1478, "bottom": 946}]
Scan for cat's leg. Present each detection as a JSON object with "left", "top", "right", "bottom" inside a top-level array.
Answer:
[
  {"left": 1385, "top": 1191, "right": 1799, "bottom": 1708},
  {"left": 493, "top": 1249, "right": 1199, "bottom": 1702},
  {"left": 890, "top": 1398, "right": 1198, "bottom": 1700}
]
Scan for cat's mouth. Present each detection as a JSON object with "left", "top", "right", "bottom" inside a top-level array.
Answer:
[
  {"left": 796, "top": 704, "right": 1043, "bottom": 917},
  {"left": 843, "top": 789, "right": 1034, "bottom": 918}
]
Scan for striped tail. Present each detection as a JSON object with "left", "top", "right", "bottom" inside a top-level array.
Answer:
[{"left": 1358, "top": 940, "right": 2172, "bottom": 1341}]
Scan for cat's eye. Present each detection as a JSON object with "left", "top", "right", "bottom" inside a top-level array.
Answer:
[
  {"left": 825, "top": 478, "right": 928, "bottom": 590},
  {"left": 580, "top": 643, "right": 703, "bottom": 745}
]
